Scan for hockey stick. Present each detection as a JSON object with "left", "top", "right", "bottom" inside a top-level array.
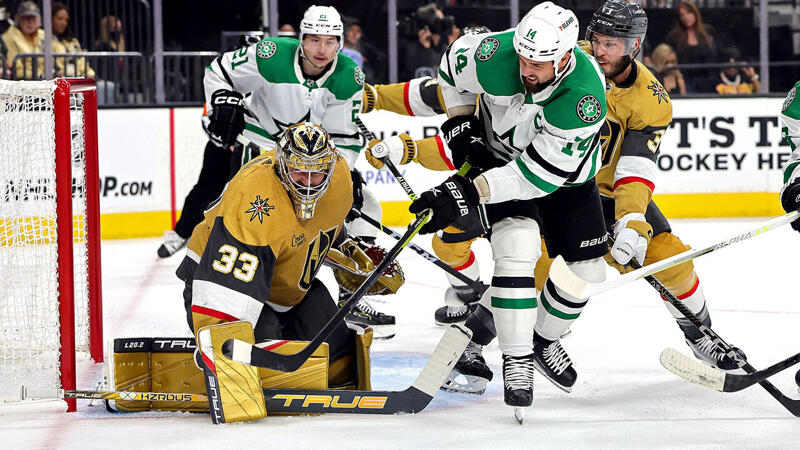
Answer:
[
  {"left": 614, "top": 240, "right": 800, "bottom": 416},
  {"left": 30, "top": 324, "right": 472, "bottom": 415},
  {"left": 660, "top": 348, "right": 800, "bottom": 393},
  {"left": 354, "top": 116, "right": 420, "bottom": 201},
  {"left": 223, "top": 211, "right": 432, "bottom": 372},
  {"left": 346, "top": 208, "right": 482, "bottom": 289},
  {"left": 549, "top": 211, "right": 800, "bottom": 299}
]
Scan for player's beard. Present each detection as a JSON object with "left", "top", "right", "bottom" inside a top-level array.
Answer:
[
  {"left": 601, "top": 56, "right": 630, "bottom": 79},
  {"left": 522, "top": 74, "right": 555, "bottom": 94}
]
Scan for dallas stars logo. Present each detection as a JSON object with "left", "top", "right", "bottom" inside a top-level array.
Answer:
[
  {"left": 648, "top": 80, "right": 670, "bottom": 104},
  {"left": 245, "top": 195, "right": 275, "bottom": 223},
  {"left": 273, "top": 110, "right": 311, "bottom": 135}
]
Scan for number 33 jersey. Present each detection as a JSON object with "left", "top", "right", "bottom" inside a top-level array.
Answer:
[{"left": 176, "top": 151, "right": 353, "bottom": 329}]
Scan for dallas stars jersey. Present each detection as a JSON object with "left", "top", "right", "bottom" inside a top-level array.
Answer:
[
  {"left": 205, "top": 37, "right": 365, "bottom": 166},
  {"left": 437, "top": 30, "right": 606, "bottom": 203},
  {"left": 780, "top": 81, "right": 800, "bottom": 187},
  {"left": 176, "top": 151, "right": 353, "bottom": 330},
  {"left": 578, "top": 42, "right": 672, "bottom": 219}
]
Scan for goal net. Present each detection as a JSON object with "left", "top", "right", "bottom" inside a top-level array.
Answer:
[{"left": 0, "top": 79, "right": 103, "bottom": 411}]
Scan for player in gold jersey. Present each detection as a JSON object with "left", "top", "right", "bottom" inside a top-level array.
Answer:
[{"left": 177, "top": 123, "right": 381, "bottom": 388}]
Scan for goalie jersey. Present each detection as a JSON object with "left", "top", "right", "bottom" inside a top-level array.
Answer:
[
  {"left": 578, "top": 41, "right": 672, "bottom": 220},
  {"left": 437, "top": 30, "right": 607, "bottom": 203},
  {"left": 781, "top": 80, "right": 800, "bottom": 187},
  {"left": 176, "top": 151, "right": 353, "bottom": 330},
  {"left": 204, "top": 37, "right": 365, "bottom": 166}
]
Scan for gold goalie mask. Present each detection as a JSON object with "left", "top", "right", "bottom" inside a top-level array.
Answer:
[
  {"left": 276, "top": 122, "right": 337, "bottom": 219},
  {"left": 326, "top": 239, "right": 405, "bottom": 295}
]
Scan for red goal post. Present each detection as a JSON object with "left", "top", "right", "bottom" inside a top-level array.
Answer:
[{"left": 0, "top": 78, "right": 103, "bottom": 412}]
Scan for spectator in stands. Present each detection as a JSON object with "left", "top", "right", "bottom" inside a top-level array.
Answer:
[
  {"left": 715, "top": 47, "right": 760, "bottom": 95},
  {"left": 341, "top": 18, "right": 364, "bottom": 68},
  {"left": 662, "top": 1, "right": 717, "bottom": 92},
  {"left": 1, "top": 1, "right": 44, "bottom": 79},
  {"left": 278, "top": 23, "right": 296, "bottom": 38},
  {"left": 94, "top": 15, "right": 124, "bottom": 52},
  {"left": 398, "top": 3, "right": 451, "bottom": 80},
  {"left": 650, "top": 43, "right": 686, "bottom": 95},
  {"left": 51, "top": 2, "right": 94, "bottom": 78}
]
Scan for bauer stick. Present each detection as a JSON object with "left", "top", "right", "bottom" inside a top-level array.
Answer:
[
  {"left": 607, "top": 236, "right": 800, "bottom": 416},
  {"left": 223, "top": 210, "right": 432, "bottom": 372},
  {"left": 549, "top": 211, "right": 800, "bottom": 299}
]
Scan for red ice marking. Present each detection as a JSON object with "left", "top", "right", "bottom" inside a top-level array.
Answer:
[
  {"left": 169, "top": 108, "right": 177, "bottom": 227},
  {"left": 403, "top": 81, "right": 414, "bottom": 116}
]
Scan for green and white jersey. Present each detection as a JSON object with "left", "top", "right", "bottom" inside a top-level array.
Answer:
[
  {"left": 438, "top": 30, "right": 606, "bottom": 203},
  {"left": 780, "top": 80, "right": 800, "bottom": 186},
  {"left": 204, "top": 37, "right": 365, "bottom": 166}
]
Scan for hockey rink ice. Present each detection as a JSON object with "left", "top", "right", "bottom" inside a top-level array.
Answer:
[{"left": 3, "top": 217, "right": 800, "bottom": 448}]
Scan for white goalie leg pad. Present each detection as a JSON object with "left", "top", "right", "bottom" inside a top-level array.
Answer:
[
  {"left": 485, "top": 217, "right": 541, "bottom": 357},
  {"left": 345, "top": 185, "right": 382, "bottom": 240},
  {"left": 536, "top": 257, "right": 606, "bottom": 341}
]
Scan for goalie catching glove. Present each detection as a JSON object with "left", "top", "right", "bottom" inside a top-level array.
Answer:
[
  {"left": 327, "top": 239, "right": 405, "bottom": 295},
  {"left": 610, "top": 212, "right": 653, "bottom": 266},
  {"left": 365, "top": 133, "right": 417, "bottom": 170}
]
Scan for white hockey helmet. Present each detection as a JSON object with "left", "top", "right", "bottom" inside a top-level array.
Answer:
[
  {"left": 513, "top": 2, "right": 579, "bottom": 78},
  {"left": 299, "top": 5, "right": 344, "bottom": 51}
]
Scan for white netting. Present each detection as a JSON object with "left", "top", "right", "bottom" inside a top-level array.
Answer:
[{"left": 0, "top": 80, "right": 91, "bottom": 401}]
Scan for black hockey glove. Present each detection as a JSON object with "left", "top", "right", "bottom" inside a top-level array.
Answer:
[
  {"left": 780, "top": 177, "right": 800, "bottom": 232},
  {"left": 440, "top": 115, "right": 500, "bottom": 171},
  {"left": 346, "top": 169, "right": 366, "bottom": 222},
  {"left": 207, "top": 89, "right": 245, "bottom": 148},
  {"left": 409, "top": 175, "right": 481, "bottom": 235}
]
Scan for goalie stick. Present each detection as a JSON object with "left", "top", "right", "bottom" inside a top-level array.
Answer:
[
  {"left": 549, "top": 211, "right": 800, "bottom": 299},
  {"left": 223, "top": 210, "right": 432, "bottom": 372},
  {"left": 616, "top": 238, "right": 800, "bottom": 416},
  {"left": 29, "top": 324, "right": 472, "bottom": 415},
  {"left": 660, "top": 348, "right": 800, "bottom": 393}
]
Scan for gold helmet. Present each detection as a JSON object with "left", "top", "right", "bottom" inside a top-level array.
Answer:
[{"left": 276, "top": 122, "right": 337, "bottom": 219}]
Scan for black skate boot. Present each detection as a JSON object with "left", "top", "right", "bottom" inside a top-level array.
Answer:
[
  {"left": 441, "top": 341, "right": 493, "bottom": 395},
  {"left": 685, "top": 335, "right": 747, "bottom": 371},
  {"left": 532, "top": 334, "right": 577, "bottom": 393},
  {"left": 434, "top": 283, "right": 488, "bottom": 326},
  {"left": 157, "top": 230, "right": 187, "bottom": 258},
  {"left": 339, "top": 291, "right": 396, "bottom": 340},
  {"left": 503, "top": 353, "right": 535, "bottom": 423}
]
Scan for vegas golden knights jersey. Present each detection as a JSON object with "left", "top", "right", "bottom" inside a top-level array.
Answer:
[
  {"left": 579, "top": 41, "right": 673, "bottom": 219},
  {"left": 177, "top": 151, "right": 353, "bottom": 330}
]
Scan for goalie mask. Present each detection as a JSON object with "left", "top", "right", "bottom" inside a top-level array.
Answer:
[{"left": 276, "top": 122, "right": 337, "bottom": 220}]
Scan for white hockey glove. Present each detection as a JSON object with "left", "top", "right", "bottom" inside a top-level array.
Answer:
[
  {"left": 364, "top": 134, "right": 416, "bottom": 170},
  {"left": 610, "top": 212, "right": 653, "bottom": 266}
]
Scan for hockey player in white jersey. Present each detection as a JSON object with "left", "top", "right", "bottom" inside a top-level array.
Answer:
[
  {"left": 779, "top": 80, "right": 800, "bottom": 227},
  {"left": 405, "top": 3, "right": 609, "bottom": 414},
  {"left": 202, "top": 5, "right": 396, "bottom": 337}
]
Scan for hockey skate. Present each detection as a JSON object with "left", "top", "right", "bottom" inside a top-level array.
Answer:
[
  {"left": 340, "top": 296, "right": 396, "bottom": 340},
  {"left": 503, "top": 353, "right": 535, "bottom": 424},
  {"left": 157, "top": 230, "right": 187, "bottom": 258},
  {"left": 440, "top": 341, "right": 493, "bottom": 395},
  {"left": 685, "top": 335, "right": 747, "bottom": 371},
  {"left": 532, "top": 335, "right": 577, "bottom": 393},
  {"left": 434, "top": 282, "right": 488, "bottom": 326}
]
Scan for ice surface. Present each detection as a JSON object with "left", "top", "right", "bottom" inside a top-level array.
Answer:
[{"left": 3, "top": 218, "right": 800, "bottom": 449}]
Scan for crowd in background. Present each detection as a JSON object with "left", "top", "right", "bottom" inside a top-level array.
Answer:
[{"left": 0, "top": 0, "right": 786, "bottom": 100}]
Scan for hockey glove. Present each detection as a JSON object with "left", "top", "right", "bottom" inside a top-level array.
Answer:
[
  {"left": 361, "top": 83, "right": 377, "bottom": 113},
  {"left": 346, "top": 170, "right": 366, "bottom": 222},
  {"left": 440, "top": 115, "right": 498, "bottom": 171},
  {"left": 780, "top": 176, "right": 800, "bottom": 232},
  {"left": 207, "top": 89, "right": 245, "bottom": 148},
  {"left": 610, "top": 212, "right": 653, "bottom": 266},
  {"left": 365, "top": 133, "right": 416, "bottom": 170},
  {"left": 409, "top": 175, "right": 481, "bottom": 235}
]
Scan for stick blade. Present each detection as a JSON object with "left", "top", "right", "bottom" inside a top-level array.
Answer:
[
  {"left": 660, "top": 348, "right": 726, "bottom": 391},
  {"left": 411, "top": 324, "right": 472, "bottom": 397},
  {"left": 548, "top": 255, "right": 588, "bottom": 298}
]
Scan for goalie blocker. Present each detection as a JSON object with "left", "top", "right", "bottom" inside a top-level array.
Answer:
[{"left": 109, "top": 321, "right": 372, "bottom": 422}]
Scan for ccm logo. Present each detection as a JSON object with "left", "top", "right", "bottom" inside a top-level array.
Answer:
[
  {"left": 213, "top": 96, "right": 242, "bottom": 106},
  {"left": 444, "top": 121, "right": 471, "bottom": 142},
  {"left": 579, "top": 235, "right": 607, "bottom": 248}
]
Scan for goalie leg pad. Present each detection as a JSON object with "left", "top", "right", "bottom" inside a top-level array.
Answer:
[{"left": 197, "top": 321, "right": 266, "bottom": 424}]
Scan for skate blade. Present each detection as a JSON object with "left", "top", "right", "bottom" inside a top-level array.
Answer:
[
  {"left": 532, "top": 361, "right": 573, "bottom": 393},
  {"left": 439, "top": 371, "right": 488, "bottom": 395},
  {"left": 434, "top": 319, "right": 467, "bottom": 327},
  {"left": 514, "top": 407, "right": 526, "bottom": 424}
]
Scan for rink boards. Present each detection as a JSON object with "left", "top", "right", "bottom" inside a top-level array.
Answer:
[{"left": 93, "top": 97, "right": 789, "bottom": 238}]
